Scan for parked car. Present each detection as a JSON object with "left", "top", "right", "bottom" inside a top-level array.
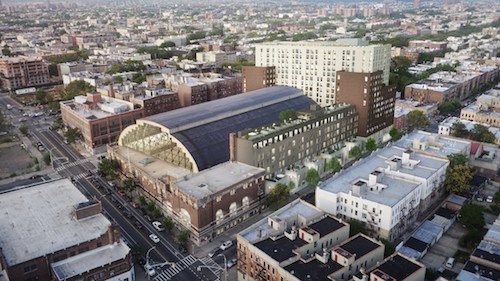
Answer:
[
  {"left": 152, "top": 221, "right": 165, "bottom": 231},
  {"left": 476, "top": 194, "right": 484, "bottom": 202},
  {"left": 123, "top": 211, "right": 133, "bottom": 219},
  {"left": 134, "top": 220, "right": 143, "bottom": 229},
  {"left": 117, "top": 190, "right": 127, "bottom": 197},
  {"left": 227, "top": 258, "right": 237, "bottom": 268},
  {"left": 208, "top": 248, "right": 221, "bottom": 258},
  {"left": 144, "top": 215, "right": 153, "bottom": 222},
  {"left": 486, "top": 195, "right": 494, "bottom": 203},
  {"left": 220, "top": 240, "right": 233, "bottom": 251},
  {"left": 149, "top": 234, "right": 160, "bottom": 243}
]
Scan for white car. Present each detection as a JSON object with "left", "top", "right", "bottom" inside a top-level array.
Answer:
[
  {"left": 220, "top": 240, "right": 233, "bottom": 251},
  {"left": 152, "top": 221, "right": 165, "bottom": 231},
  {"left": 144, "top": 264, "right": 156, "bottom": 276},
  {"left": 227, "top": 258, "right": 237, "bottom": 268},
  {"left": 486, "top": 195, "right": 494, "bottom": 203},
  {"left": 149, "top": 234, "right": 160, "bottom": 243}
]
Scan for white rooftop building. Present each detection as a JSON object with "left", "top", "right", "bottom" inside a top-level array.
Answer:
[{"left": 316, "top": 145, "right": 449, "bottom": 242}]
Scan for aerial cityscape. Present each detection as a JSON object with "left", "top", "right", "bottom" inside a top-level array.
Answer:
[{"left": 0, "top": 0, "right": 499, "bottom": 281}]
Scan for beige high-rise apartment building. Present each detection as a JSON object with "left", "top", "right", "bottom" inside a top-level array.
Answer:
[{"left": 255, "top": 39, "right": 391, "bottom": 106}]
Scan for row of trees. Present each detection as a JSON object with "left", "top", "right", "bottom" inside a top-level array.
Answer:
[{"left": 451, "top": 122, "right": 496, "bottom": 144}]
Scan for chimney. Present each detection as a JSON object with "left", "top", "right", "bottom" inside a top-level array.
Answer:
[
  {"left": 402, "top": 149, "right": 411, "bottom": 165},
  {"left": 257, "top": 227, "right": 262, "bottom": 239},
  {"left": 108, "top": 84, "right": 115, "bottom": 98},
  {"left": 229, "top": 132, "right": 237, "bottom": 162}
]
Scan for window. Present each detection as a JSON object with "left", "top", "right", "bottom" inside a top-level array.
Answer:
[{"left": 24, "top": 264, "right": 37, "bottom": 274}]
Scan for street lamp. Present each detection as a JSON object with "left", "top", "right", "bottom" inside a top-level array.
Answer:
[
  {"left": 197, "top": 254, "right": 227, "bottom": 281},
  {"left": 218, "top": 254, "right": 227, "bottom": 281}
]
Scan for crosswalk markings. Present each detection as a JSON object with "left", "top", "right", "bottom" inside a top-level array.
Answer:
[
  {"left": 199, "top": 256, "right": 223, "bottom": 276},
  {"left": 154, "top": 255, "right": 198, "bottom": 281},
  {"left": 54, "top": 159, "right": 89, "bottom": 171}
]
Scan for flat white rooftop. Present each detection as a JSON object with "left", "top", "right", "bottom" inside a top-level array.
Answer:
[
  {"left": 175, "top": 161, "right": 264, "bottom": 200},
  {"left": 0, "top": 179, "right": 111, "bottom": 266},
  {"left": 51, "top": 240, "right": 130, "bottom": 280}
]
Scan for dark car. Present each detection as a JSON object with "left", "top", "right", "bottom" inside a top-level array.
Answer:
[
  {"left": 134, "top": 220, "right": 143, "bottom": 229},
  {"left": 178, "top": 244, "right": 187, "bottom": 254},
  {"left": 123, "top": 211, "right": 133, "bottom": 219}
]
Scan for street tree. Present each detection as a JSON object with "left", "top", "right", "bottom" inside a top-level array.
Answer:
[
  {"left": 161, "top": 217, "right": 175, "bottom": 233},
  {"left": 406, "top": 110, "right": 430, "bottom": 129},
  {"left": 389, "top": 127, "right": 403, "bottom": 141},
  {"left": 447, "top": 153, "right": 469, "bottom": 168},
  {"left": 325, "top": 158, "right": 341, "bottom": 173},
  {"left": 64, "top": 80, "right": 95, "bottom": 100},
  {"left": 19, "top": 124, "right": 29, "bottom": 135},
  {"left": 445, "top": 164, "right": 473, "bottom": 194},
  {"left": 36, "top": 91, "right": 48, "bottom": 104},
  {"left": 98, "top": 158, "right": 119, "bottom": 179},
  {"left": 64, "top": 127, "right": 81, "bottom": 144},
  {"left": 349, "top": 146, "right": 362, "bottom": 160},
  {"left": 176, "top": 230, "right": 189, "bottom": 245},
  {"left": 160, "top": 41, "right": 176, "bottom": 48},
  {"left": 365, "top": 138, "right": 377, "bottom": 152},
  {"left": 42, "top": 152, "right": 51, "bottom": 166},
  {"left": 470, "top": 124, "right": 496, "bottom": 143},
  {"left": 438, "top": 101, "right": 461, "bottom": 114},
  {"left": 348, "top": 219, "right": 367, "bottom": 236},
  {"left": 451, "top": 121, "right": 469, "bottom": 138},
  {"left": 459, "top": 204, "right": 484, "bottom": 230},
  {"left": 305, "top": 168, "right": 320, "bottom": 187},
  {"left": 122, "top": 177, "right": 136, "bottom": 192},
  {"left": 266, "top": 183, "right": 290, "bottom": 211}
]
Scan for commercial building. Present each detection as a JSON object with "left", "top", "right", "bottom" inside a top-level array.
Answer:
[
  {"left": 0, "top": 179, "right": 134, "bottom": 281},
  {"left": 168, "top": 161, "right": 265, "bottom": 245},
  {"left": 116, "top": 86, "right": 315, "bottom": 173},
  {"left": 241, "top": 66, "right": 276, "bottom": 93},
  {"left": 231, "top": 103, "right": 358, "bottom": 176},
  {"left": 61, "top": 92, "right": 144, "bottom": 154},
  {"left": 0, "top": 56, "right": 50, "bottom": 90},
  {"left": 237, "top": 199, "right": 385, "bottom": 281},
  {"left": 354, "top": 253, "right": 426, "bottom": 281},
  {"left": 335, "top": 70, "right": 395, "bottom": 137},
  {"left": 255, "top": 39, "right": 391, "bottom": 106},
  {"left": 316, "top": 146, "right": 449, "bottom": 242}
]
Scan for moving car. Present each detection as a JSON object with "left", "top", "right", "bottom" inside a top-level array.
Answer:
[
  {"left": 220, "top": 240, "right": 233, "bottom": 251},
  {"left": 144, "top": 263, "right": 156, "bottom": 276},
  {"left": 149, "top": 234, "right": 160, "bottom": 243},
  {"left": 208, "top": 248, "right": 221, "bottom": 258}
]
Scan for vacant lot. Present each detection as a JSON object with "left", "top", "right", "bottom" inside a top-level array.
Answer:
[{"left": 0, "top": 140, "right": 34, "bottom": 179}]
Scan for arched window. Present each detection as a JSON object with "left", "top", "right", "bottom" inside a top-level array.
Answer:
[
  {"left": 216, "top": 209, "right": 224, "bottom": 224},
  {"left": 229, "top": 202, "right": 238, "bottom": 216},
  {"left": 179, "top": 208, "right": 191, "bottom": 225},
  {"left": 242, "top": 196, "right": 250, "bottom": 209}
]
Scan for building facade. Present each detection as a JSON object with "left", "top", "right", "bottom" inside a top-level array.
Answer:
[
  {"left": 61, "top": 92, "right": 144, "bottom": 153},
  {"left": 241, "top": 66, "right": 276, "bottom": 93},
  {"left": 0, "top": 56, "right": 50, "bottom": 90},
  {"left": 335, "top": 70, "right": 395, "bottom": 137},
  {"left": 237, "top": 199, "right": 385, "bottom": 281},
  {"left": 0, "top": 179, "right": 134, "bottom": 281},
  {"left": 231, "top": 104, "right": 358, "bottom": 176},
  {"left": 255, "top": 39, "right": 391, "bottom": 106},
  {"left": 316, "top": 146, "right": 449, "bottom": 242}
]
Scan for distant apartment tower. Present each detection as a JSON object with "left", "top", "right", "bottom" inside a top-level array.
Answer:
[
  {"left": 335, "top": 70, "right": 396, "bottom": 137},
  {"left": 241, "top": 66, "right": 276, "bottom": 92},
  {"left": 0, "top": 56, "right": 50, "bottom": 90},
  {"left": 255, "top": 39, "right": 391, "bottom": 106}
]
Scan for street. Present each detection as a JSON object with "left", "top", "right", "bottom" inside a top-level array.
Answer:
[{"left": 0, "top": 93, "right": 225, "bottom": 281}]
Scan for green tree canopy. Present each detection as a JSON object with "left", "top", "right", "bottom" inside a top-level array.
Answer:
[
  {"left": 176, "top": 230, "right": 189, "bottom": 245},
  {"left": 306, "top": 168, "right": 320, "bottom": 187},
  {"left": 107, "top": 60, "right": 146, "bottom": 74},
  {"left": 98, "top": 158, "right": 119, "bottom": 179},
  {"left": 470, "top": 124, "right": 496, "bottom": 143},
  {"left": 35, "top": 91, "right": 48, "bottom": 104},
  {"left": 451, "top": 121, "right": 469, "bottom": 138},
  {"left": 348, "top": 219, "right": 367, "bottom": 237},
  {"left": 445, "top": 164, "right": 473, "bottom": 194},
  {"left": 389, "top": 127, "right": 403, "bottom": 141},
  {"left": 406, "top": 110, "right": 430, "bottom": 129},
  {"left": 42, "top": 152, "right": 51, "bottom": 166},
  {"left": 64, "top": 127, "right": 81, "bottom": 144},
  {"left": 64, "top": 80, "right": 95, "bottom": 100},
  {"left": 279, "top": 109, "right": 298, "bottom": 122},
  {"left": 459, "top": 204, "right": 484, "bottom": 230},
  {"left": 447, "top": 153, "right": 469, "bottom": 169},
  {"left": 19, "top": 124, "right": 29, "bottom": 135},
  {"left": 266, "top": 183, "right": 290, "bottom": 211},
  {"left": 325, "top": 158, "right": 341, "bottom": 173},
  {"left": 349, "top": 146, "right": 362, "bottom": 160},
  {"left": 122, "top": 177, "right": 137, "bottom": 192},
  {"left": 365, "top": 138, "right": 377, "bottom": 152},
  {"left": 160, "top": 41, "right": 176, "bottom": 48},
  {"left": 136, "top": 46, "right": 174, "bottom": 59},
  {"left": 438, "top": 100, "right": 461, "bottom": 114}
]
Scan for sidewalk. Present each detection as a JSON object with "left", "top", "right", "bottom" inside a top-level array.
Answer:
[{"left": 189, "top": 209, "right": 272, "bottom": 258}]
